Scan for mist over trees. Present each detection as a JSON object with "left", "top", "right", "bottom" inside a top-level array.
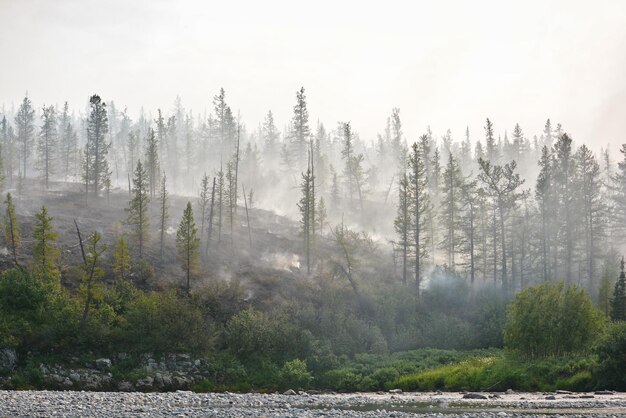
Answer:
[{"left": 0, "top": 88, "right": 624, "bottom": 303}]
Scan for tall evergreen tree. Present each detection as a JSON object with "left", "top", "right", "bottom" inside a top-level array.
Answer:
[
  {"left": 85, "top": 95, "right": 110, "bottom": 196},
  {"left": 159, "top": 174, "right": 169, "bottom": 260},
  {"left": 611, "top": 257, "right": 626, "bottom": 321},
  {"left": 38, "top": 105, "right": 57, "bottom": 188},
  {"left": 144, "top": 128, "right": 159, "bottom": 198},
  {"left": 31, "top": 206, "right": 60, "bottom": 279},
  {"left": 15, "top": 96, "right": 35, "bottom": 179},
  {"left": 127, "top": 160, "right": 150, "bottom": 260},
  {"left": 408, "top": 140, "right": 430, "bottom": 299},
  {"left": 176, "top": 202, "right": 200, "bottom": 294},
  {"left": 289, "top": 87, "right": 310, "bottom": 169},
  {"left": 4, "top": 192, "right": 20, "bottom": 266}
]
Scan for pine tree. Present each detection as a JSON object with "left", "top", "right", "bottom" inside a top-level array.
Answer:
[
  {"left": 262, "top": 110, "right": 280, "bottom": 162},
  {"left": 112, "top": 236, "right": 131, "bottom": 281},
  {"left": 38, "top": 105, "right": 57, "bottom": 188},
  {"left": 127, "top": 160, "right": 150, "bottom": 260},
  {"left": 31, "top": 206, "right": 60, "bottom": 279},
  {"left": 4, "top": 192, "right": 20, "bottom": 266},
  {"left": 85, "top": 95, "right": 110, "bottom": 196},
  {"left": 611, "top": 257, "right": 626, "bottom": 321},
  {"left": 459, "top": 179, "right": 480, "bottom": 284},
  {"left": 176, "top": 202, "right": 200, "bottom": 294},
  {"left": 159, "top": 174, "right": 169, "bottom": 260},
  {"left": 15, "top": 96, "right": 35, "bottom": 179}
]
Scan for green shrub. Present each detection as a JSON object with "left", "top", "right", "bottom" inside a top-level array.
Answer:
[
  {"left": 594, "top": 321, "right": 626, "bottom": 390},
  {"left": 279, "top": 359, "right": 312, "bottom": 389},
  {"left": 504, "top": 281, "right": 604, "bottom": 357}
]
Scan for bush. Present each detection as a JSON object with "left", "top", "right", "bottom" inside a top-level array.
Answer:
[
  {"left": 120, "top": 291, "right": 215, "bottom": 353},
  {"left": 504, "top": 281, "right": 604, "bottom": 357},
  {"left": 594, "top": 321, "right": 626, "bottom": 390},
  {"left": 279, "top": 359, "right": 312, "bottom": 389}
]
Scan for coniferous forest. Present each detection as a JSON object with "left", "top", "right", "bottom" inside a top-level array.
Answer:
[{"left": 0, "top": 87, "right": 626, "bottom": 392}]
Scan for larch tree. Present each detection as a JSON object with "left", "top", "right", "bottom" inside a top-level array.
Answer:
[
  {"left": 198, "top": 173, "right": 210, "bottom": 236},
  {"left": 59, "top": 103, "right": 78, "bottom": 180},
  {"left": 440, "top": 154, "right": 464, "bottom": 268},
  {"left": 15, "top": 95, "right": 35, "bottom": 179},
  {"left": 80, "top": 231, "right": 106, "bottom": 325},
  {"left": 552, "top": 133, "right": 576, "bottom": 283},
  {"left": 289, "top": 87, "right": 310, "bottom": 169},
  {"left": 394, "top": 174, "right": 411, "bottom": 285},
  {"left": 298, "top": 152, "right": 315, "bottom": 274},
  {"left": 4, "top": 192, "right": 20, "bottom": 266},
  {"left": 159, "top": 174, "right": 169, "bottom": 260},
  {"left": 611, "top": 257, "right": 626, "bottom": 321},
  {"left": 38, "top": 105, "right": 57, "bottom": 189},
  {"left": 408, "top": 140, "right": 430, "bottom": 299},
  {"left": 144, "top": 128, "right": 160, "bottom": 198},
  {"left": 31, "top": 205, "right": 60, "bottom": 280},
  {"left": 535, "top": 146, "right": 554, "bottom": 282},
  {"left": 478, "top": 158, "right": 527, "bottom": 294},
  {"left": 176, "top": 202, "right": 200, "bottom": 295},
  {"left": 575, "top": 144, "right": 605, "bottom": 290},
  {"left": 112, "top": 236, "right": 131, "bottom": 281},
  {"left": 127, "top": 160, "right": 150, "bottom": 260},
  {"left": 85, "top": 94, "right": 110, "bottom": 196}
]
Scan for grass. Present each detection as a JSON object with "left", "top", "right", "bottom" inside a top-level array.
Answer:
[{"left": 393, "top": 352, "right": 596, "bottom": 392}]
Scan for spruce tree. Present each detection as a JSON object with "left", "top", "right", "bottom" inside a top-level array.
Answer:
[
  {"left": 176, "top": 202, "right": 200, "bottom": 294},
  {"left": 394, "top": 174, "right": 410, "bottom": 284},
  {"left": 440, "top": 154, "right": 463, "bottom": 268}
]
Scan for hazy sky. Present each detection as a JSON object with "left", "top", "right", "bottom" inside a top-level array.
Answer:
[{"left": 1, "top": 0, "right": 625, "bottom": 149}]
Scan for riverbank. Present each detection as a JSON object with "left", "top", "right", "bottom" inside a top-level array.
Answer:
[{"left": 2, "top": 390, "right": 626, "bottom": 417}]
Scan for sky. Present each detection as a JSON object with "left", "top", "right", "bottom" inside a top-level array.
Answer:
[{"left": 1, "top": 0, "right": 625, "bottom": 150}]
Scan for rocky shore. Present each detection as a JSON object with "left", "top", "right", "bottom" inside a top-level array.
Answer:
[{"left": 1, "top": 390, "right": 626, "bottom": 417}]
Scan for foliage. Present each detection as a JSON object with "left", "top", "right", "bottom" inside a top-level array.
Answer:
[
  {"left": 594, "top": 321, "right": 626, "bottom": 390},
  {"left": 504, "top": 281, "right": 604, "bottom": 357}
]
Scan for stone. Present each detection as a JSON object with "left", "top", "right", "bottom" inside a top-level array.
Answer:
[
  {"left": 463, "top": 392, "right": 488, "bottom": 400},
  {"left": 283, "top": 389, "right": 296, "bottom": 395},
  {"left": 545, "top": 395, "right": 556, "bottom": 400},
  {"left": 136, "top": 376, "right": 154, "bottom": 389},
  {"left": 388, "top": 389, "right": 403, "bottom": 394},
  {"left": 505, "top": 389, "right": 515, "bottom": 395},
  {"left": 94, "top": 358, "right": 112, "bottom": 370},
  {"left": 594, "top": 390, "right": 614, "bottom": 395},
  {"left": 118, "top": 381, "right": 133, "bottom": 392},
  {"left": 0, "top": 348, "right": 17, "bottom": 372},
  {"left": 555, "top": 390, "right": 573, "bottom": 394}
]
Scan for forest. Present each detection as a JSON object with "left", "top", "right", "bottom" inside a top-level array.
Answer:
[{"left": 1, "top": 88, "right": 626, "bottom": 392}]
